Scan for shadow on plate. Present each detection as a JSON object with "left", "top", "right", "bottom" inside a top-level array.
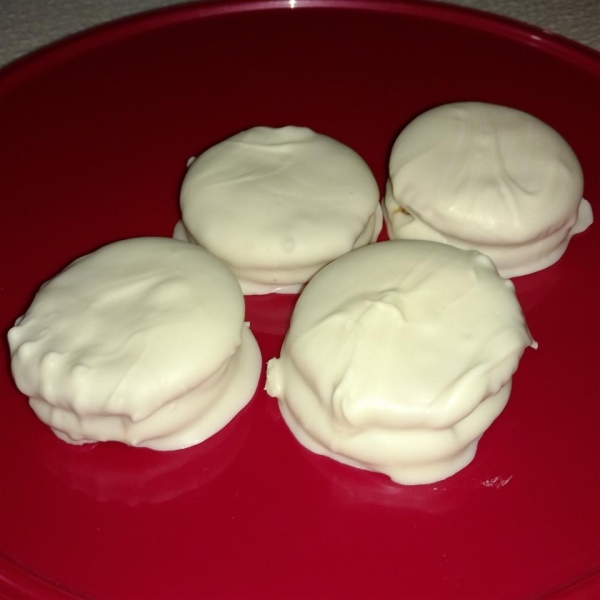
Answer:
[
  {"left": 34, "top": 401, "right": 255, "bottom": 506},
  {"left": 512, "top": 258, "right": 564, "bottom": 313},
  {"left": 244, "top": 293, "right": 299, "bottom": 336},
  {"left": 265, "top": 398, "right": 515, "bottom": 515}
]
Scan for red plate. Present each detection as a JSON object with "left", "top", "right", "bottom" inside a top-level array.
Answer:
[{"left": 1, "top": 1, "right": 599, "bottom": 598}]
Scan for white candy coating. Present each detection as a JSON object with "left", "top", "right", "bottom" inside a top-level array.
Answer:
[
  {"left": 175, "top": 126, "right": 382, "bottom": 294},
  {"left": 266, "top": 240, "right": 536, "bottom": 485},
  {"left": 8, "top": 237, "right": 262, "bottom": 450},
  {"left": 384, "top": 102, "right": 593, "bottom": 277}
]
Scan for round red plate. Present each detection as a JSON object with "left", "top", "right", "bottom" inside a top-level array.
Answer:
[{"left": 1, "top": 1, "right": 599, "bottom": 599}]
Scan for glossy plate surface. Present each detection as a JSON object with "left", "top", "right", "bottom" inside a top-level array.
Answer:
[{"left": 0, "top": 1, "right": 599, "bottom": 598}]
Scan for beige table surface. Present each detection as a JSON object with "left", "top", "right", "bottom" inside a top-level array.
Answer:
[{"left": 1, "top": 0, "right": 599, "bottom": 69}]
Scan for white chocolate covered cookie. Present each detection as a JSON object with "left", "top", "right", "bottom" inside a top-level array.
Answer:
[
  {"left": 384, "top": 102, "right": 593, "bottom": 277},
  {"left": 266, "top": 240, "right": 536, "bottom": 485},
  {"left": 8, "top": 237, "right": 261, "bottom": 450},
  {"left": 175, "top": 126, "right": 382, "bottom": 294}
]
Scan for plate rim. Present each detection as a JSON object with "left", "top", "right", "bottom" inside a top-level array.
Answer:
[
  {"left": 1, "top": 1, "right": 598, "bottom": 598},
  {"left": 1, "top": 0, "right": 599, "bottom": 95}
]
